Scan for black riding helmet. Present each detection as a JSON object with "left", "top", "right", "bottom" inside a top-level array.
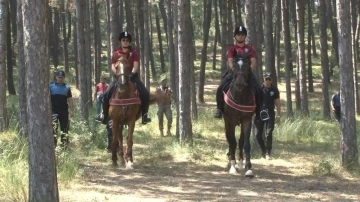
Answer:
[
  {"left": 234, "top": 26, "right": 247, "bottom": 36},
  {"left": 118, "top": 31, "right": 132, "bottom": 42},
  {"left": 264, "top": 72, "right": 272, "bottom": 78}
]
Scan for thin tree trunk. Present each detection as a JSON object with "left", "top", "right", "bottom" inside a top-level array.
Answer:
[
  {"left": 264, "top": 0, "right": 276, "bottom": 85},
  {"left": 274, "top": 0, "right": 281, "bottom": 83},
  {"left": 282, "top": 0, "right": 293, "bottom": 118},
  {"left": 198, "top": 0, "right": 212, "bottom": 103},
  {"left": 61, "top": 0, "right": 69, "bottom": 73},
  {"left": 307, "top": 0, "right": 314, "bottom": 92},
  {"left": 296, "top": 0, "right": 309, "bottom": 115},
  {"left": 17, "top": 0, "right": 27, "bottom": 136},
  {"left": 0, "top": 0, "right": 8, "bottom": 131},
  {"left": 155, "top": 5, "right": 166, "bottom": 73},
  {"left": 255, "top": 0, "right": 263, "bottom": 80},
  {"left": 73, "top": 16, "right": 79, "bottom": 88},
  {"left": 319, "top": 0, "right": 331, "bottom": 119},
  {"left": 6, "top": 5, "right": 16, "bottom": 95}
]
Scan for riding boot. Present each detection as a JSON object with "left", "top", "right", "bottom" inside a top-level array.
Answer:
[
  {"left": 142, "top": 113, "right": 151, "bottom": 124},
  {"left": 96, "top": 82, "right": 115, "bottom": 124}
]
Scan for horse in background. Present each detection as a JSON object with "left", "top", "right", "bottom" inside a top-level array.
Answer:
[
  {"left": 109, "top": 55, "right": 157, "bottom": 169},
  {"left": 223, "top": 55, "right": 256, "bottom": 177}
]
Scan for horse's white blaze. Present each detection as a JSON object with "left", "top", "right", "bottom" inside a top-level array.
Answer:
[
  {"left": 119, "top": 63, "right": 125, "bottom": 83},
  {"left": 237, "top": 60, "right": 243, "bottom": 67}
]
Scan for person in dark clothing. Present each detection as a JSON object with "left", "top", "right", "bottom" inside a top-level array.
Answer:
[
  {"left": 331, "top": 90, "right": 341, "bottom": 123},
  {"left": 50, "top": 70, "right": 74, "bottom": 145},
  {"left": 96, "top": 31, "right": 151, "bottom": 125},
  {"left": 214, "top": 25, "right": 262, "bottom": 118},
  {"left": 254, "top": 72, "right": 281, "bottom": 160}
]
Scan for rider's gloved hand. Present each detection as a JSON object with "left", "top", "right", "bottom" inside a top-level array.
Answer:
[{"left": 129, "top": 72, "right": 136, "bottom": 80}]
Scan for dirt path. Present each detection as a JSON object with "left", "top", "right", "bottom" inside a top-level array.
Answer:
[
  {"left": 60, "top": 155, "right": 359, "bottom": 202},
  {"left": 60, "top": 81, "right": 359, "bottom": 202}
]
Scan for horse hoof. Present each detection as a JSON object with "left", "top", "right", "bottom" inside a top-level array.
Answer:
[
  {"left": 229, "top": 166, "right": 237, "bottom": 175},
  {"left": 245, "top": 169, "right": 254, "bottom": 178},
  {"left": 126, "top": 162, "right": 134, "bottom": 170}
]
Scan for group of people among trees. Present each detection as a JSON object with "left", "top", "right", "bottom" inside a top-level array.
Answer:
[{"left": 50, "top": 26, "right": 340, "bottom": 157}]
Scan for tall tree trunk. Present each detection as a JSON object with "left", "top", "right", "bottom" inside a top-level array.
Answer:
[
  {"left": 155, "top": 5, "right": 166, "bottom": 73},
  {"left": 0, "top": 0, "right": 8, "bottom": 131},
  {"left": 274, "top": 0, "right": 281, "bottom": 83},
  {"left": 136, "top": 0, "right": 145, "bottom": 82},
  {"left": 255, "top": 0, "right": 263, "bottom": 80},
  {"left": 336, "top": 0, "right": 358, "bottom": 168},
  {"left": 282, "top": 0, "right": 293, "bottom": 118},
  {"left": 264, "top": 0, "right": 276, "bottom": 85},
  {"left": 198, "top": 0, "right": 212, "bottom": 103},
  {"left": 189, "top": 17, "right": 198, "bottom": 120},
  {"left": 73, "top": 16, "right": 79, "bottom": 88},
  {"left": 6, "top": 5, "right": 15, "bottom": 95},
  {"left": 119, "top": 0, "right": 124, "bottom": 31},
  {"left": 245, "top": 0, "right": 257, "bottom": 78},
  {"left": 319, "top": 0, "right": 331, "bottom": 119},
  {"left": 327, "top": 1, "right": 339, "bottom": 65},
  {"left": 219, "top": 0, "right": 228, "bottom": 75},
  {"left": 85, "top": 1, "right": 92, "bottom": 108},
  {"left": 165, "top": 0, "right": 177, "bottom": 103},
  {"left": 23, "top": 0, "right": 59, "bottom": 200},
  {"left": 76, "top": 0, "right": 89, "bottom": 121},
  {"left": 94, "top": 0, "right": 101, "bottom": 83},
  {"left": 354, "top": 1, "right": 360, "bottom": 115},
  {"left": 124, "top": 1, "right": 134, "bottom": 37},
  {"left": 61, "top": 0, "right": 69, "bottom": 73},
  {"left": 143, "top": 0, "right": 151, "bottom": 88},
  {"left": 159, "top": 0, "right": 168, "bottom": 44},
  {"left": 109, "top": 0, "right": 119, "bottom": 64},
  {"left": 17, "top": 0, "right": 28, "bottom": 136},
  {"left": 212, "top": 0, "right": 219, "bottom": 70},
  {"left": 178, "top": 0, "right": 193, "bottom": 143},
  {"left": 296, "top": 0, "right": 309, "bottom": 115},
  {"left": 307, "top": 0, "right": 314, "bottom": 92},
  {"left": 351, "top": 0, "right": 359, "bottom": 116}
]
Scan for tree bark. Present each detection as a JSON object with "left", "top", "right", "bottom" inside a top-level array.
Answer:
[
  {"left": 255, "top": 0, "right": 263, "bottom": 80},
  {"left": 281, "top": 0, "right": 293, "bottom": 118},
  {"left": 318, "top": 0, "right": 331, "bottom": 119},
  {"left": 264, "top": 0, "right": 276, "bottom": 85},
  {"left": 296, "top": 0, "right": 309, "bottom": 115},
  {"left": 76, "top": 0, "right": 89, "bottom": 121},
  {"left": 0, "top": 0, "right": 8, "bottom": 131},
  {"left": 178, "top": 0, "right": 193, "bottom": 143},
  {"left": 23, "top": 0, "right": 59, "bottom": 200},
  {"left": 155, "top": 5, "right": 166, "bottom": 73},
  {"left": 17, "top": 0, "right": 27, "bottom": 136},
  {"left": 198, "top": 0, "right": 212, "bottom": 103},
  {"left": 307, "top": 1, "right": 314, "bottom": 92},
  {"left": 60, "top": 0, "right": 69, "bottom": 73},
  {"left": 336, "top": 0, "right": 359, "bottom": 168},
  {"left": 6, "top": 5, "right": 16, "bottom": 95}
]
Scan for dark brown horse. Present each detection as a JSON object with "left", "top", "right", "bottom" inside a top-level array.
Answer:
[
  {"left": 223, "top": 55, "right": 256, "bottom": 177},
  {"left": 109, "top": 56, "right": 157, "bottom": 169}
]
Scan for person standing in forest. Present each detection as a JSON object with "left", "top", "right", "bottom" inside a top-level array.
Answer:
[
  {"left": 155, "top": 77, "right": 173, "bottom": 137},
  {"left": 254, "top": 72, "right": 281, "bottom": 160},
  {"left": 331, "top": 90, "right": 341, "bottom": 123},
  {"left": 95, "top": 31, "right": 151, "bottom": 125},
  {"left": 94, "top": 76, "right": 109, "bottom": 116},
  {"left": 50, "top": 70, "right": 74, "bottom": 145},
  {"left": 214, "top": 25, "right": 262, "bottom": 119}
]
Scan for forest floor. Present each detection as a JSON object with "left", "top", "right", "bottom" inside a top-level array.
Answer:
[{"left": 60, "top": 80, "right": 360, "bottom": 202}]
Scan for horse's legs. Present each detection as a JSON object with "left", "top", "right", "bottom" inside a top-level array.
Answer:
[
  {"left": 111, "top": 120, "right": 120, "bottom": 166},
  {"left": 238, "top": 126, "right": 245, "bottom": 169},
  {"left": 225, "top": 120, "right": 237, "bottom": 174},
  {"left": 118, "top": 125, "right": 125, "bottom": 165},
  {"left": 243, "top": 119, "right": 253, "bottom": 173},
  {"left": 125, "top": 120, "right": 135, "bottom": 169}
]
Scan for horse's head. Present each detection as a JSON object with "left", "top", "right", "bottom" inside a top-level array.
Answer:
[
  {"left": 231, "top": 54, "right": 251, "bottom": 92},
  {"left": 114, "top": 55, "right": 131, "bottom": 93}
]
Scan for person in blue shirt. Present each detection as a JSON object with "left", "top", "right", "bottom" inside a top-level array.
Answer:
[
  {"left": 50, "top": 70, "right": 74, "bottom": 145},
  {"left": 331, "top": 90, "right": 341, "bottom": 123}
]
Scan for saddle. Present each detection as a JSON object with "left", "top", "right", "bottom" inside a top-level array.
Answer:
[{"left": 109, "top": 81, "right": 141, "bottom": 106}]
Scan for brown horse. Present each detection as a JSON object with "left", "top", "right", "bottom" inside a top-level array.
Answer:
[
  {"left": 223, "top": 55, "right": 256, "bottom": 177},
  {"left": 109, "top": 56, "right": 157, "bottom": 169}
]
